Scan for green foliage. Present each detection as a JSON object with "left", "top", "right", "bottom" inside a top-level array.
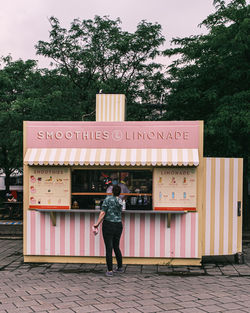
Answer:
[
  {"left": 163, "top": 0, "right": 250, "bottom": 159},
  {"left": 0, "top": 57, "right": 89, "bottom": 189},
  {"left": 36, "top": 16, "right": 167, "bottom": 120}
]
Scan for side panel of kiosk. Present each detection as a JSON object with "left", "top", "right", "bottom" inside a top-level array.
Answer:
[{"left": 202, "top": 157, "right": 243, "bottom": 256}]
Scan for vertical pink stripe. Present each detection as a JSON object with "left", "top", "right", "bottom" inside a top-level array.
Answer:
[
  {"left": 40, "top": 213, "right": 45, "bottom": 255},
  {"left": 30, "top": 212, "right": 36, "bottom": 254},
  {"left": 120, "top": 215, "right": 125, "bottom": 254},
  {"left": 150, "top": 215, "right": 155, "bottom": 257},
  {"left": 129, "top": 214, "right": 135, "bottom": 256},
  {"left": 190, "top": 213, "right": 196, "bottom": 257},
  {"left": 80, "top": 214, "right": 85, "bottom": 255},
  {"left": 60, "top": 213, "right": 65, "bottom": 255},
  {"left": 170, "top": 215, "right": 176, "bottom": 257},
  {"left": 99, "top": 224, "right": 105, "bottom": 256},
  {"left": 70, "top": 214, "right": 75, "bottom": 256},
  {"left": 50, "top": 215, "right": 55, "bottom": 255},
  {"left": 140, "top": 214, "right": 145, "bottom": 257},
  {"left": 180, "top": 214, "right": 186, "bottom": 257},
  {"left": 160, "top": 214, "right": 165, "bottom": 257},
  {"left": 89, "top": 214, "right": 95, "bottom": 256}
]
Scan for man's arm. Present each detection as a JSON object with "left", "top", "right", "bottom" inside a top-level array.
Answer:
[{"left": 94, "top": 210, "right": 105, "bottom": 228}]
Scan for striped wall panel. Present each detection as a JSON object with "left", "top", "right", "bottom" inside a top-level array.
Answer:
[
  {"left": 96, "top": 94, "right": 126, "bottom": 122},
  {"left": 203, "top": 158, "right": 243, "bottom": 256},
  {"left": 26, "top": 211, "right": 199, "bottom": 258}
]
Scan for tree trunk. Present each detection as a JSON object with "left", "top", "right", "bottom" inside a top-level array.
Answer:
[{"left": 4, "top": 169, "right": 11, "bottom": 195}]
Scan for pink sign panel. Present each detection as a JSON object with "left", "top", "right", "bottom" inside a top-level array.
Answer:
[{"left": 25, "top": 121, "right": 200, "bottom": 149}]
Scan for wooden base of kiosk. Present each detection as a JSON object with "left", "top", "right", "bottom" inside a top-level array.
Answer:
[{"left": 24, "top": 255, "right": 202, "bottom": 266}]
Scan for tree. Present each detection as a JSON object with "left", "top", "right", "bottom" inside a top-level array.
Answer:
[
  {"left": 163, "top": 0, "right": 250, "bottom": 227},
  {"left": 36, "top": 16, "right": 167, "bottom": 120},
  {"left": 0, "top": 57, "right": 86, "bottom": 193},
  {"left": 0, "top": 57, "right": 38, "bottom": 192}
]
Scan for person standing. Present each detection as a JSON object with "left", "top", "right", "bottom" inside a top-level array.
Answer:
[
  {"left": 93, "top": 185, "right": 124, "bottom": 276},
  {"left": 118, "top": 176, "right": 130, "bottom": 201},
  {"left": 106, "top": 173, "right": 130, "bottom": 201}
]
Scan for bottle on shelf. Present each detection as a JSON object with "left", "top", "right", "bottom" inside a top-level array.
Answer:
[
  {"left": 72, "top": 201, "right": 79, "bottom": 209},
  {"left": 138, "top": 195, "right": 142, "bottom": 205},
  {"left": 122, "top": 200, "right": 126, "bottom": 210}
]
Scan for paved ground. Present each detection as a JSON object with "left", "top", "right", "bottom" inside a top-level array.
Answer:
[{"left": 0, "top": 239, "right": 250, "bottom": 313}]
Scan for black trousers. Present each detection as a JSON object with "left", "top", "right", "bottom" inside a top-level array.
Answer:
[{"left": 102, "top": 220, "right": 123, "bottom": 271}]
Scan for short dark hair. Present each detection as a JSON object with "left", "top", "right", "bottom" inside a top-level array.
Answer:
[{"left": 113, "top": 185, "right": 121, "bottom": 197}]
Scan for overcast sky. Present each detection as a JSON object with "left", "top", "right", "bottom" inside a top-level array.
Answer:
[{"left": 0, "top": 0, "right": 218, "bottom": 68}]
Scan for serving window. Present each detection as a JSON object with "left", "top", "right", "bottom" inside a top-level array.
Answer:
[{"left": 71, "top": 169, "right": 153, "bottom": 210}]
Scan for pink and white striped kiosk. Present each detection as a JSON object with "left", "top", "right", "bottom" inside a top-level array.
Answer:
[{"left": 23, "top": 94, "right": 243, "bottom": 265}]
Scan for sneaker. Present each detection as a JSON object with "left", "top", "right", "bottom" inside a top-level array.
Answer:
[
  {"left": 105, "top": 271, "right": 113, "bottom": 277},
  {"left": 113, "top": 267, "right": 124, "bottom": 273}
]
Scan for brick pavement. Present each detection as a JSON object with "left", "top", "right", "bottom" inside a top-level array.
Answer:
[{"left": 0, "top": 239, "right": 250, "bottom": 313}]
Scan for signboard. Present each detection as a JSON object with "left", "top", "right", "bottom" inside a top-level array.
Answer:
[
  {"left": 153, "top": 168, "right": 197, "bottom": 211},
  {"left": 25, "top": 121, "right": 200, "bottom": 149},
  {"left": 29, "top": 167, "right": 70, "bottom": 209}
]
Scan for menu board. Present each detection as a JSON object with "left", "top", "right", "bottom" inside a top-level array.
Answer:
[
  {"left": 29, "top": 167, "right": 70, "bottom": 209},
  {"left": 153, "top": 168, "right": 197, "bottom": 211}
]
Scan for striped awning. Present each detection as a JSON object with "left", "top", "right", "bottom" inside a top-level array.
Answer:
[{"left": 24, "top": 148, "right": 199, "bottom": 166}]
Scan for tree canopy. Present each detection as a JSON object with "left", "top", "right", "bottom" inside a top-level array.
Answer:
[
  {"left": 0, "top": 57, "right": 87, "bottom": 191},
  {"left": 163, "top": 0, "right": 249, "bottom": 159},
  {"left": 36, "top": 16, "right": 167, "bottom": 120}
]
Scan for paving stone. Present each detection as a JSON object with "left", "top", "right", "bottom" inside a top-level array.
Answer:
[
  {"left": 98, "top": 297, "right": 123, "bottom": 304},
  {"left": 54, "top": 301, "right": 81, "bottom": 309},
  {"left": 75, "top": 299, "right": 102, "bottom": 306},
  {"left": 199, "top": 305, "right": 225, "bottom": 312},
  {"left": 179, "top": 308, "right": 207, "bottom": 313},
  {"left": 179, "top": 301, "right": 202, "bottom": 308},
  {"left": 36, "top": 297, "right": 63, "bottom": 305},
  {"left": 137, "top": 293, "right": 159, "bottom": 300},
  {"left": 116, "top": 300, "right": 141, "bottom": 308},
  {"left": 141, "top": 266, "right": 157, "bottom": 273},
  {"left": 157, "top": 297, "right": 179, "bottom": 305},
  {"left": 135, "top": 299, "right": 160, "bottom": 306},
  {"left": 219, "top": 302, "right": 245, "bottom": 310},
  {"left": 118, "top": 295, "right": 143, "bottom": 302},
  {"left": 73, "top": 306, "right": 99, "bottom": 313},
  {"left": 125, "top": 265, "right": 141, "bottom": 272},
  {"left": 0, "top": 303, "right": 18, "bottom": 311},
  {"left": 6, "top": 308, "right": 33, "bottom": 313},
  {"left": 196, "top": 299, "right": 219, "bottom": 306},
  {"left": 163, "top": 311, "right": 182, "bottom": 313},
  {"left": 136, "top": 305, "right": 163, "bottom": 312},
  {"left": 50, "top": 309, "right": 75, "bottom": 313},
  {"left": 112, "top": 309, "right": 142, "bottom": 313},
  {"left": 29, "top": 303, "right": 59, "bottom": 311},
  {"left": 230, "top": 310, "right": 249, "bottom": 313},
  {"left": 174, "top": 295, "right": 197, "bottom": 302},
  {"left": 93, "top": 303, "right": 121, "bottom": 311},
  {"left": 156, "top": 303, "right": 183, "bottom": 310}
]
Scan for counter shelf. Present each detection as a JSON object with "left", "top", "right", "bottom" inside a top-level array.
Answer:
[
  {"left": 71, "top": 193, "right": 152, "bottom": 195},
  {"left": 34, "top": 208, "right": 189, "bottom": 227},
  {"left": 71, "top": 192, "right": 153, "bottom": 211}
]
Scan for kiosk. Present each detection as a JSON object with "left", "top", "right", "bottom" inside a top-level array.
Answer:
[{"left": 23, "top": 94, "right": 243, "bottom": 265}]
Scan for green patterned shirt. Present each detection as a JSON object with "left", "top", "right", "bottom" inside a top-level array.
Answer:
[{"left": 101, "top": 196, "right": 122, "bottom": 223}]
